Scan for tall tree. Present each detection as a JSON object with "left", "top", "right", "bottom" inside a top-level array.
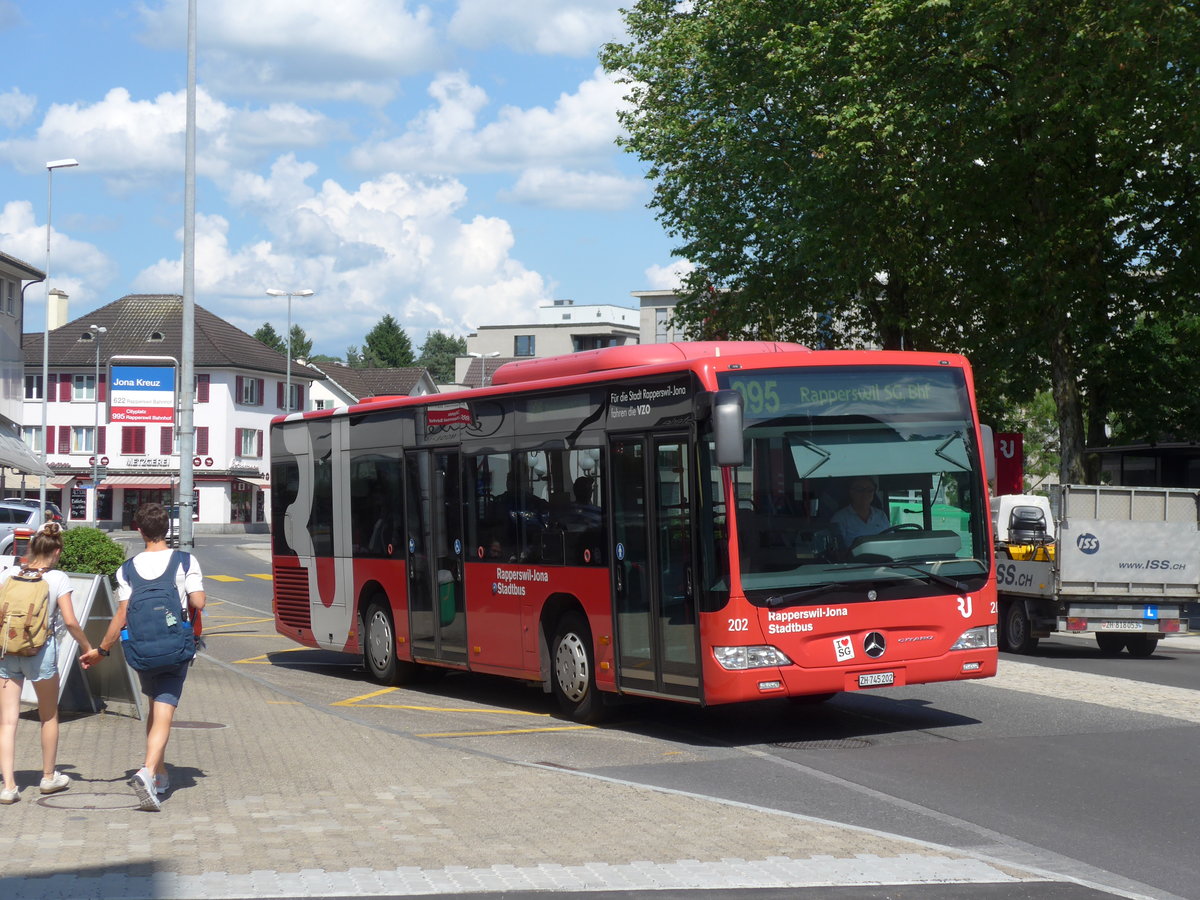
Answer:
[
  {"left": 288, "top": 324, "right": 313, "bottom": 361},
  {"left": 253, "top": 323, "right": 285, "bottom": 356},
  {"left": 363, "top": 314, "right": 415, "bottom": 367},
  {"left": 604, "top": 0, "right": 1200, "bottom": 483},
  {"left": 417, "top": 331, "right": 467, "bottom": 383}
]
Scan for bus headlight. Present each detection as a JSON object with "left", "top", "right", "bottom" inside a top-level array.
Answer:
[
  {"left": 713, "top": 645, "right": 793, "bottom": 670},
  {"left": 951, "top": 625, "right": 998, "bottom": 650}
]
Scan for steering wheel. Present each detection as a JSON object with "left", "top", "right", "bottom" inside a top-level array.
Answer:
[{"left": 879, "top": 523, "right": 922, "bottom": 534}]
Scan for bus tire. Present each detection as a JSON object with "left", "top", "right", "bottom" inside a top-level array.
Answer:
[
  {"left": 1002, "top": 599, "right": 1038, "bottom": 655},
  {"left": 363, "top": 599, "right": 411, "bottom": 685},
  {"left": 1125, "top": 635, "right": 1159, "bottom": 658},
  {"left": 1095, "top": 633, "right": 1126, "bottom": 656},
  {"left": 551, "top": 612, "right": 604, "bottom": 723}
]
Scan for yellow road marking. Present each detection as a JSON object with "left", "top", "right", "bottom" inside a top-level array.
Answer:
[
  {"left": 201, "top": 616, "right": 274, "bottom": 630},
  {"left": 207, "top": 575, "right": 244, "bottom": 582},
  {"left": 331, "top": 687, "right": 399, "bottom": 705},
  {"left": 345, "top": 703, "right": 552, "bottom": 716},
  {"left": 418, "top": 725, "right": 593, "bottom": 738},
  {"left": 233, "top": 647, "right": 314, "bottom": 664},
  {"left": 247, "top": 574, "right": 273, "bottom": 580}
]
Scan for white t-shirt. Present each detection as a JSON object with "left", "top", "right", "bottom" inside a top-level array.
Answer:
[
  {"left": 0, "top": 566, "right": 73, "bottom": 633},
  {"left": 116, "top": 549, "right": 204, "bottom": 610}
]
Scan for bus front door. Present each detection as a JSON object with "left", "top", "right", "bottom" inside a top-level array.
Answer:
[
  {"left": 609, "top": 435, "right": 701, "bottom": 702},
  {"left": 404, "top": 449, "right": 467, "bottom": 665}
]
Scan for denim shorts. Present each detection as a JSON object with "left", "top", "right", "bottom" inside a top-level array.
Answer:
[
  {"left": 0, "top": 634, "right": 58, "bottom": 682},
  {"left": 136, "top": 662, "right": 190, "bottom": 707}
]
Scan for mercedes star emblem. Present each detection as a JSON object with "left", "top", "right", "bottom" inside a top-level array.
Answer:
[{"left": 863, "top": 631, "right": 886, "bottom": 658}]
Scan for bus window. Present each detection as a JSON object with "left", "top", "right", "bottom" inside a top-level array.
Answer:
[{"left": 350, "top": 452, "right": 403, "bottom": 558}]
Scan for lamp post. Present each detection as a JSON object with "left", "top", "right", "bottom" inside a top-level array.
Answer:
[
  {"left": 87, "top": 324, "right": 106, "bottom": 527},
  {"left": 40, "top": 158, "right": 79, "bottom": 512},
  {"left": 266, "top": 288, "right": 313, "bottom": 412},
  {"left": 468, "top": 350, "right": 500, "bottom": 387}
]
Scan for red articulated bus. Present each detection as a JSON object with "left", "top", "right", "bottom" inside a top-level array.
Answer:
[{"left": 270, "top": 342, "right": 997, "bottom": 721}]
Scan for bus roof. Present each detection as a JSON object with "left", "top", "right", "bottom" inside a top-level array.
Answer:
[{"left": 490, "top": 341, "right": 808, "bottom": 386}]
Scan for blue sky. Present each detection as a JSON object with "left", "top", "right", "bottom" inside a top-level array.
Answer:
[{"left": 0, "top": 1, "right": 690, "bottom": 358}]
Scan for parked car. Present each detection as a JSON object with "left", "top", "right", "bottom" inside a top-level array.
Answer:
[
  {"left": 1, "top": 497, "right": 65, "bottom": 524},
  {"left": 0, "top": 501, "right": 65, "bottom": 556}
]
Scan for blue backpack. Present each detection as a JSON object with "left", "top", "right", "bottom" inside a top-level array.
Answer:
[{"left": 120, "top": 551, "right": 195, "bottom": 672}]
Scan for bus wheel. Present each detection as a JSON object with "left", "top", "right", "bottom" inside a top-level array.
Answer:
[
  {"left": 363, "top": 600, "right": 400, "bottom": 685},
  {"left": 551, "top": 613, "right": 603, "bottom": 723},
  {"left": 1002, "top": 600, "right": 1038, "bottom": 655},
  {"left": 1125, "top": 636, "right": 1159, "bottom": 658},
  {"left": 1095, "top": 633, "right": 1126, "bottom": 656}
]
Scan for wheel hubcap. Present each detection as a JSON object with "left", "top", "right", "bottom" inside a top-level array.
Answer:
[
  {"left": 368, "top": 611, "right": 392, "bottom": 671},
  {"left": 555, "top": 632, "right": 589, "bottom": 702}
]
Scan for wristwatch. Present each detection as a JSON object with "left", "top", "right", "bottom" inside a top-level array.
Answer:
[{"left": 97, "top": 647, "right": 110, "bottom": 657}]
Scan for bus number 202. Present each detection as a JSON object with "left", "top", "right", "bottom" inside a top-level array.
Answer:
[{"left": 728, "top": 617, "right": 749, "bottom": 632}]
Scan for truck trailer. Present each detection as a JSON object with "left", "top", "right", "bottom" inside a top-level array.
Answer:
[{"left": 993, "top": 484, "right": 1196, "bottom": 655}]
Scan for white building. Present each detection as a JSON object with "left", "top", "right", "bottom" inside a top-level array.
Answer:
[
  {"left": 20, "top": 293, "right": 321, "bottom": 532},
  {"left": 303, "top": 360, "right": 437, "bottom": 408},
  {"left": 0, "top": 251, "right": 51, "bottom": 485}
]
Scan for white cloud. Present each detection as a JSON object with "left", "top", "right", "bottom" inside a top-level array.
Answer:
[
  {"left": 349, "top": 67, "right": 628, "bottom": 175},
  {"left": 0, "top": 87, "right": 336, "bottom": 181},
  {"left": 644, "top": 259, "right": 694, "bottom": 291},
  {"left": 132, "top": 165, "right": 551, "bottom": 354},
  {"left": 0, "top": 88, "right": 34, "bottom": 128},
  {"left": 0, "top": 200, "right": 119, "bottom": 306},
  {"left": 449, "top": 1, "right": 625, "bottom": 56},
  {"left": 137, "top": 0, "right": 441, "bottom": 102},
  {"left": 502, "top": 167, "right": 642, "bottom": 210}
]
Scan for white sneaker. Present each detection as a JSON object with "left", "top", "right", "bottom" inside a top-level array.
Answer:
[
  {"left": 39, "top": 772, "right": 70, "bottom": 794},
  {"left": 0, "top": 786, "right": 18, "bottom": 804},
  {"left": 128, "top": 768, "right": 161, "bottom": 811},
  {"left": 154, "top": 772, "right": 169, "bottom": 796}
]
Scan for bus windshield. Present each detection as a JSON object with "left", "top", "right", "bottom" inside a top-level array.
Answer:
[{"left": 718, "top": 365, "right": 989, "bottom": 598}]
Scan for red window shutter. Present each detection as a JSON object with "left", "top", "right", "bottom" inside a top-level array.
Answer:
[
  {"left": 296, "top": 385, "right": 304, "bottom": 410},
  {"left": 135, "top": 427, "right": 145, "bottom": 454},
  {"left": 58, "top": 428, "right": 70, "bottom": 454},
  {"left": 123, "top": 426, "right": 146, "bottom": 455},
  {"left": 160, "top": 426, "right": 173, "bottom": 455},
  {"left": 234, "top": 428, "right": 242, "bottom": 453},
  {"left": 121, "top": 427, "right": 133, "bottom": 454},
  {"left": 257, "top": 430, "right": 263, "bottom": 457},
  {"left": 46, "top": 425, "right": 55, "bottom": 452},
  {"left": 98, "top": 426, "right": 106, "bottom": 454},
  {"left": 256, "top": 378, "right": 264, "bottom": 406},
  {"left": 98, "top": 373, "right": 107, "bottom": 402},
  {"left": 196, "top": 426, "right": 209, "bottom": 455},
  {"left": 47, "top": 374, "right": 57, "bottom": 402},
  {"left": 277, "top": 381, "right": 285, "bottom": 410},
  {"left": 236, "top": 376, "right": 244, "bottom": 402},
  {"left": 197, "top": 374, "right": 210, "bottom": 403},
  {"left": 59, "top": 376, "right": 71, "bottom": 401}
]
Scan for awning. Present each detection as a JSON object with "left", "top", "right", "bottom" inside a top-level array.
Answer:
[
  {"left": 7, "top": 474, "right": 72, "bottom": 491},
  {"left": 0, "top": 430, "right": 52, "bottom": 477},
  {"left": 237, "top": 477, "right": 271, "bottom": 487},
  {"left": 100, "top": 475, "right": 174, "bottom": 488}
]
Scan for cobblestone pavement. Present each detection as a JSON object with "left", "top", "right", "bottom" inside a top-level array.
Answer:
[{"left": 0, "top": 651, "right": 1057, "bottom": 899}]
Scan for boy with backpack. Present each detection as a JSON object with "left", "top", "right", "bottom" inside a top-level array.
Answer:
[
  {"left": 81, "top": 503, "right": 205, "bottom": 811},
  {"left": 0, "top": 522, "right": 95, "bottom": 804}
]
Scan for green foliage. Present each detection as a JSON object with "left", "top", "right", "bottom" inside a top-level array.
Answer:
[
  {"left": 253, "top": 323, "right": 286, "bottom": 355},
  {"left": 363, "top": 315, "right": 415, "bottom": 367},
  {"left": 60, "top": 527, "right": 127, "bottom": 578},
  {"left": 604, "top": 0, "right": 1200, "bottom": 484},
  {"left": 288, "top": 324, "right": 313, "bottom": 360},
  {"left": 417, "top": 331, "right": 467, "bottom": 383}
]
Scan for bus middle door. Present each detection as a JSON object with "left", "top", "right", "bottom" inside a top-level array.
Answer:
[
  {"left": 404, "top": 449, "right": 468, "bottom": 665},
  {"left": 609, "top": 434, "right": 701, "bottom": 702}
]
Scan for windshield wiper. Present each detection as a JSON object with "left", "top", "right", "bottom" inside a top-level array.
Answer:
[
  {"left": 765, "top": 582, "right": 841, "bottom": 609},
  {"left": 876, "top": 562, "right": 968, "bottom": 593}
]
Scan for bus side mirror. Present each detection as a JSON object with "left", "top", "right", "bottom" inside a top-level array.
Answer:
[
  {"left": 712, "top": 390, "right": 744, "bottom": 467},
  {"left": 979, "top": 423, "right": 995, "bottom": 486}
]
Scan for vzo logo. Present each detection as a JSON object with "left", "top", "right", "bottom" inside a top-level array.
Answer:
[
  {"left": 957, "top": 595, "right": 973, "bottom": 618},
  {"left": 1076, "top": 533, "right": 1100, "bottom": 554}
]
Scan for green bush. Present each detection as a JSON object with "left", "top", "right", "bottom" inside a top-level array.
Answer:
[{"left": 60, "top": 527, "right": 127, "bottom": 578}]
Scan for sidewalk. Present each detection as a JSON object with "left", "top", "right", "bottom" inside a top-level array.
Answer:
[{"left": 0, "top": 652, "right": 1044, "bottom": 899}]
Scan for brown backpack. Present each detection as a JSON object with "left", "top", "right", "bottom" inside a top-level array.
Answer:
[{"left": 0, "top": 567, "right": 51, "bottom": 658}]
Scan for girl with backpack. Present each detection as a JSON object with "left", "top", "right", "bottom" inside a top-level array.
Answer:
[{"left": 0, "top": 522, "right": 94, "bottom": 804}]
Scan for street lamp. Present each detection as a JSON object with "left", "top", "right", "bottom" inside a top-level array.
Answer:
[
  {"left": 266, "top": 288, "right": 313, "bottom": 413},
  {"left": 468, "top": 350, "right": 500, "bottom": 387},
  {"left": 40, "top": 158, "right": 79, "bottom": 512},
  {"left": 86, "top": 324, "right": 106, "bottom": 527}
]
